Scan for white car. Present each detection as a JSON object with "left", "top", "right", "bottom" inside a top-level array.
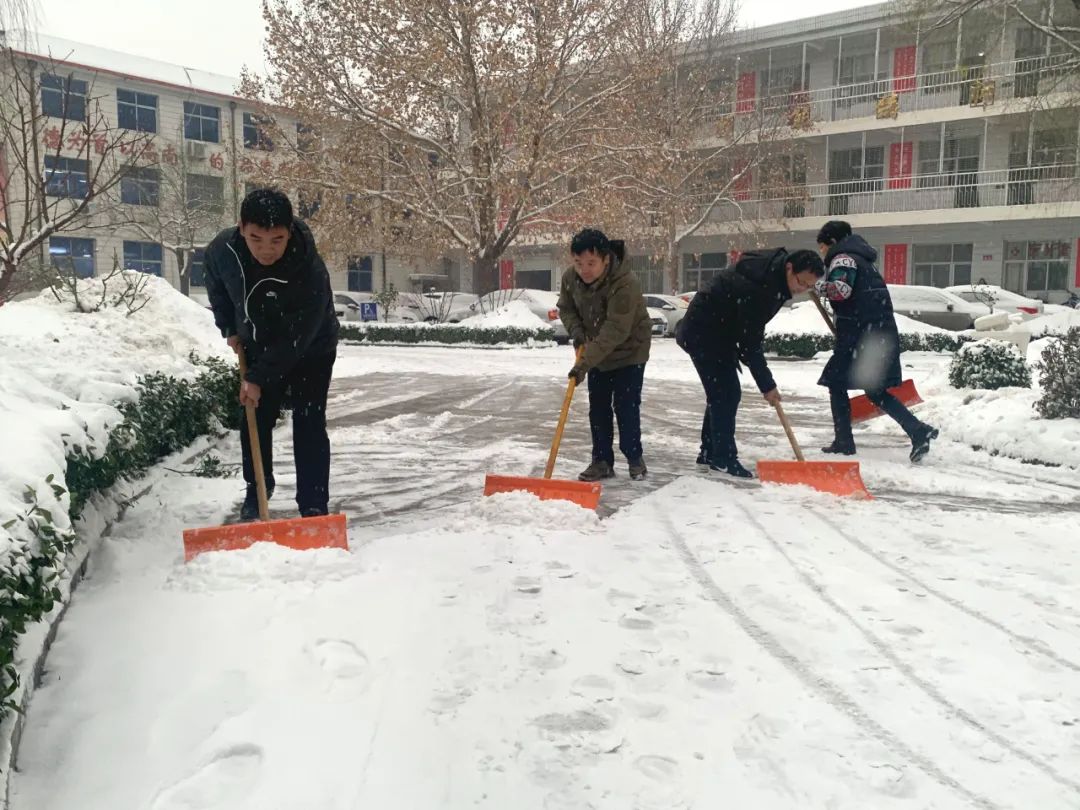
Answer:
[
  {"left": 645, "top": 306, "right": 668, "bottom": 336},
  {"left": 886, "top": 284, "right": 990, "bottom": 331},
  {"left": 644, "top": 294, "right": 688, "bottom": 335},
  {"left": 943, "top": 285, "right": 1045, "bottom": 318},
  {"left": 399, "top": 291, "right": 478, "bottom": 323},
  {"left": 469, "top": 288, "right": 568, "bottom": 341},
  {"left": 333, "top": 291, "right": 419, "bottom": 323}
]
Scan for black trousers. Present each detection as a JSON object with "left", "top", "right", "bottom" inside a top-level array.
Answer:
[
  {"left": 240, "top": 351, "right": 336, "bottom": 512},
  {"left": 689, "top": 352, "right": 741, "bottom": 464},
  {"left": 587, "top": 364, "right": 645, "bottom": 465},
  {"left": 828, "top": 385, "right": 922, "bottom": 444}
]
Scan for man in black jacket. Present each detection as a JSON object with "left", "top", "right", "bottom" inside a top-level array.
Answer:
[
  {"left": 815, "top": 220, "right": 938, "bottom": 462},
  {"left": 204, "top": 188, "right": 340, "bottom": 520},
  {"left": 677, "top": 248, "right": 824, "bottom": 478}
]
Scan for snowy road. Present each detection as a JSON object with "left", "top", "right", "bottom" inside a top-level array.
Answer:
[{"left": 11, "top": 343, "right": 1080, "bottom": 810}]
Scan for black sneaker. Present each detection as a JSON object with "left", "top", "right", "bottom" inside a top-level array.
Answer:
[
  {"left": 578, "top": 460, "right": 615, "bottom": 481},
  {"left": 628, "top": 458, "right": 647, "bottom": 481},
  {"left": 709, "top": 459, "right": 754, "bottom": 479},
  {"left": 695, "top": 452, "right": 710, "bottom": 466},
  {"left": 300, "top": 506, "right": 329, "bottom": 518},
  {"left": 239, "top": 482, "right": 274, "bottom": 522},
  {"left": 910, "top": 426, "right": 939, "bottom": 463},
  {"left": 821, "top": 440, "right": 857, "bottom": 455}
]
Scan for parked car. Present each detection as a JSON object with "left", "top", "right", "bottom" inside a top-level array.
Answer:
[
  {"left": 676, "top": 290, "right": 698, "bottom": 304},
  {"left": 943, "top": 285, "right": 1044, "bottom": 318},
  {"left": 645, "top": 306, "right": 668, "bottom": 336},
  {"left": 886, "top": 284, "right": 990, "bottom": 331},
  {"left": 469, "top": 288, "right": 568, "bottom": 341},
  {"left": 644, "top": 294, "right": 688, "bottom": 336},
  {"left": 333, "top": 291, "right": 419, "bottom": 323}
]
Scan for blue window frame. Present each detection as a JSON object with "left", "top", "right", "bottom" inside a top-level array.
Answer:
[
  {"left": 183, "top": 101, "right": 220, "bottom": 143},
  {"left": 41, "top": 74, "right": 87, "bottom": 120},
  {"left": 117, "top": 89, "right": 158, "bottom": 133},
  {"left": 348, "top": 256, "right": 373, "bottom": 292},
  {"left": 123, "top": 241, "right": 163, "bottom": 275},
  {"left": 120, "top": 167, "right": 160, "bottom": 206},
  {"left": 44, "top": 155, "right": 89, "bottom": 198},
  {"left": 49, "top": 236, "right": 95, "bottom": 278},
  {"left": 189, "top": 248, "right": 206, "bottom": 287}
]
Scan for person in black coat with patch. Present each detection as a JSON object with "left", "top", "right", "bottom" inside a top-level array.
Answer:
[
  {"left": 204, "top": 188, "right": 340, "bottom": 520},
  {"left": 815, "top": 220, "right": 938, "bottom": 462},
  {"left": 677, "top": 248, "right": 825, "bottom": 478}
]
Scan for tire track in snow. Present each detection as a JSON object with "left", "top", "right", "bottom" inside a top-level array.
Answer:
[
  {"left": 807, "top": 506, "right": 1080, "bottom": 673},
  {"left": 734, "top": 502, "right": 1080, "bottom": 802},
  {"left": 652, "top": 507, "right": 1001, "bottom": 810}
]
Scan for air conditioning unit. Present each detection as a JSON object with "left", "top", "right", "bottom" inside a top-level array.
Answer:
[{"left": 185, "top": 141, "right": 206, "bottom": 160}]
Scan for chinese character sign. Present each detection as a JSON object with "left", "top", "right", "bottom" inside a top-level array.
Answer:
[
  {"left": 893, "top": 47, "right": 916, "bottom": 93},
  {"left": 887, "top": 142, "right": 913, "bottom": 189},
  {"left": 883, "top": 244, "right": 908, "bottom": 285},
  {"left": 209, "top": 152, "right": 225, "bottom": 171},
  {"left": 499, "top": 259, "right": 514, "bottom": 290},
  {"left": 736, "top": 72, "right": 756, "bottom": 115}
]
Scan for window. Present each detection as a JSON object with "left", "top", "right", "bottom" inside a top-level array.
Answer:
[
  {"left": 912, "top": 243, "right": 972, "bottom": 287},
  {"left": 186, "top": 174, "right": 225, "bottom": 213},
  {"left": 123, "top": 241, "right": 163, "bottom": 275},
  {"left": 117, "top": 89, "right": 158, "bottom": 133},
  {"left": 683, "top": 252, "right": 728, "bottom": 291},
  {"left": 763, "top": 63, "right": 809, "bottom": 100},
  {"left": 189, "top": 248, "right": 206, "bottom": 287},
  {"left": 40, "top": 74, "right": 87, "bottom": 120},
  {"left": 183, "top": 102, "right": 220, "bottom": 143},
  {"left": 625, "top": 255, "right": 665, "bottom": 294},
  {"left": 1004, "top": 241, "right": 1071, "bottom": 294},
  {"left": 834, "top": 53, "right": 886, "bottom": 107},
  {"left": 44, "top": 155, "right": 89, "bottom": 198},
  {"left": 298, "top": 188, "right": 322, "bottom": 219},
  {"left": 296, "top": 122, "right": 318, "bottom": 154},
  {"left": 120, "top": 167, "right": 160, "bottom": 206},
  {"left": 243, "top": 112, "right": 274, "bottom": 150},
  {"left": 347, "top": 256, "right": 373, "bottom": 292},
  {"left": 49, "top": 236, "right": 95, "bottom": 278},
  {"left": 829, "top": 146, "right": 885, "bottom": 190}
]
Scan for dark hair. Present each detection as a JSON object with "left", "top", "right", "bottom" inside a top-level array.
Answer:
[
  {"left": 570, "top": 228, "right": 626, "bottom": 263},
  {"left": 240, "top": 187, "right": 294, "bottom": 230},
  {"left": 787, "top": 249, "right": 825, "bottom": 277},
  {"left": 816, "top": 220, "right": 852, "bottom": 246}
]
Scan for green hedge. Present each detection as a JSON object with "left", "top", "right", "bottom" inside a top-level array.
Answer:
[
  {"left": 0, "top": 352, "right": 238, "bottom": 721},
  {"left": 763, "top": 331, "right": 971, "bottom": 359},
  {"left": 340, "top": 323, "right": 555, "bottom": 346}
]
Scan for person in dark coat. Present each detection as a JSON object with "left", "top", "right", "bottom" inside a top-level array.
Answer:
[
  {"left": 676, "top": 247, "right": 824, "bottom": 478},
  {"left": 558, "top": 228, "right": 653, "bottom": 482},
  {"left": 204, "top": 188, "right": 340, "bottom": 520},
  {"left": 815, "top": 220, "right": 938, "bottom": 462}
]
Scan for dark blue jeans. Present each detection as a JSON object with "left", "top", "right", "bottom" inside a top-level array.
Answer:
[
  {"left": 587, "top": 364, "right": 645, "bottom": 465},
  {"left": 689, "top": 352, "right": 741, "bottom": 464}
]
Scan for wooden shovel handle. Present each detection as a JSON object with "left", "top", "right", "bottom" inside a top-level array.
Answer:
[
  {"left": 238, "top": 347, "right": 270, "bottom": 521},
  {"left": 773, "top": 401, "right": 805, "bottom": 462},
  {"left": 544, "top": 345, "right": 585, "bottom": 479},
  {"left": 809, "top": 291, "right": 837, "bottom": 336}
]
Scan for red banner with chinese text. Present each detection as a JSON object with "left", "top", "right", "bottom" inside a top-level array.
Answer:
[
  {"left": 883, "top": 244, "right": 908, "bottom": 285},
  {"left": 736, "top": 72, "right": 756, "bottom": 114},
  {"left": 893, "top": 46, "right": 916, "bottom": 93},
  {"left": 499, "top": 260, "right": 514, "bottom": 290},
  {"left": 888, "top": 142, "right": 913, "bottom": 189}
]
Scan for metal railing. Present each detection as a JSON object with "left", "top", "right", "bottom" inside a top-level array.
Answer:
[
  {"left": 699, "top": 53, "right": 1076, "bottom": 127},
  {"left": 691, "top": 164, "right": 1080, "bottom": 221}
]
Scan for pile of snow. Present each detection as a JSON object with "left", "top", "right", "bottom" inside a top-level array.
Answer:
[
  {"left": 0, "top": 274, "right": 227, "bottom": 550},
  {"left": 767, "top": 300, "right": 950, "bottom": 336},
  {"left": 459, "top": 299, "right": 552, "bottom": 331},
  {"left": 1012, "top": 308, "right": 1080, "bottom": 338}
]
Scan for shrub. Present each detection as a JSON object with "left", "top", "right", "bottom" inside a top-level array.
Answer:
[
  {"left": 762, "top": 331, "right": 970, "bottom": 359},
  {"left": 1035, "top": 327, "right": 1080, "bottom": 419},
  {"left": 948, "top": 339, "right": 1032, "bottom": 390},
  {"left": 340, "top": 322, "right": 555, "bottom": 346}
]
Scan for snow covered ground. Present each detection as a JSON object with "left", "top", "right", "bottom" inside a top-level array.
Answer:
[{"left": 5, "top": 281, "right": 1080, "bottom": 810}]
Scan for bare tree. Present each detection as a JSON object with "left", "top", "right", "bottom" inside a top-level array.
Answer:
[
  {"left": 245, "top": 0, "right": 653, "bottom": 295},
  {"left": 605, "top": 0, "right": 794, "bottom": 293},
  {"left": 0, "top": 41, "right": 150, "bottom": 302}
]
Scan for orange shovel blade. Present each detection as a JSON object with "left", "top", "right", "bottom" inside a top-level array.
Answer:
[
  {"left": 483, "top": 474, "right": 602, "bottom": 510},
  {"left": 757, "top": 460, "right": 872, "bottom": 499},
  {"left": 182, "top": 512, "right": 349, "bottom": 562},
  {"left": 850, "top": 379, "right": 923, "bottom": 424}
]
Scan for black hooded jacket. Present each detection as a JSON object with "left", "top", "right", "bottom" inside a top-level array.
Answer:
[
  {"left": 203, "top": 220, "right": 339, "bottom": 388},
  {"left": 676, "top": 247, "right": 791, "bottom": 393}
]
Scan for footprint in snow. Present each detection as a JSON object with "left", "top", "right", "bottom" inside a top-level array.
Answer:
[
  {"left": 311, "top": 638, "right": 370, "bottom": 683},
  {"left": 570, "top": 674, "right": 616, "bottom": 702},
  {"left": 151, "top": 743, "right": 263, "bottom": 810},
  {"left": 634, "top": 754, "right": 681, "bottom": 782}
]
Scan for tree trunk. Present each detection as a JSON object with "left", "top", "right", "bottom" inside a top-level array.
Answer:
[
  {"left": 0, "top": 260, "right": 15, "bottom": 305},
  {"left": 665, "top": 239, "right": 680, "bottom": 295},
  {"left": 175, "top": 249, "right": 190, "bottom": 296},
  {"left": 472, "top": 252, "right": 500, "bottom": 295}
]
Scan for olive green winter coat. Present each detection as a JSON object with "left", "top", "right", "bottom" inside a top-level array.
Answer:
[{"left": 557, "top": 260, "right": 652, "bottom": 372}]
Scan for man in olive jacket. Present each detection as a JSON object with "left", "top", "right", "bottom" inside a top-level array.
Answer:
[{"left": 558, "top": 228, "right": 653, "bottom": 482}]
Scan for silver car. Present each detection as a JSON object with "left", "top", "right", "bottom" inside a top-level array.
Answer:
[{"left": 644, "top": 294, "right": 688, "bottom": 336}]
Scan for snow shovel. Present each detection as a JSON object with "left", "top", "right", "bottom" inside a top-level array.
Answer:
[
  {"left": 182, "top": 348, "right": 349, "bottom": 562},
  {"left": 809, "top": 291, "right": 923, "bottom": 423},
  {"left": 757, "top": 401, "right": 872, "bottom": 499},
  {"left": 483, "top": 346, "right": 602, "bottom": 510}
]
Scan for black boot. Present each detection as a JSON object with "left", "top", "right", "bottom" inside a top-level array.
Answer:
[
  {"left": 695, "top": 452, "right": 710, "bottom": 466},
  {"left": 909, "top": 425, "right": 939, "bottom": 463},
  {"left": 300, "top": 506, "right": 328, "bottom": 518},
  {"left": 578, "top": 460, "right": 615, "bottom": 482},
  {"left": 240, "top": 481, "right": 275, "bottom": 522},
  {"left": 821, "top": 440, "right": 857, "bottom": 455},
  {"left": 629, "top": 458, "right": 647, "bottom": 481},
  {"left": 709, "top": 458, "right": 754, "bottom": 479}
]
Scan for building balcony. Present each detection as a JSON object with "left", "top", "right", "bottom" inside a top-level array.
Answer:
[
  {"left": 700, "top": 53, "right": 1077, "bottom": 135},
  {"left": 693, "top": 164, "right": 1080, "bottom": 229}
]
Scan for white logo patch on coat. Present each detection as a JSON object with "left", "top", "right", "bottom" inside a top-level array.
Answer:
[{"left": 829, "top": 255, "right": 857, "bottom": 270}]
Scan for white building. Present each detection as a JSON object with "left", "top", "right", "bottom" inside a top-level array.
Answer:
[
  {"left": 507, "top": 2, "right": 1080, "bottom": 303},
  {"left": 4, "top": 34, "right": 442, "bottom": 297}
]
